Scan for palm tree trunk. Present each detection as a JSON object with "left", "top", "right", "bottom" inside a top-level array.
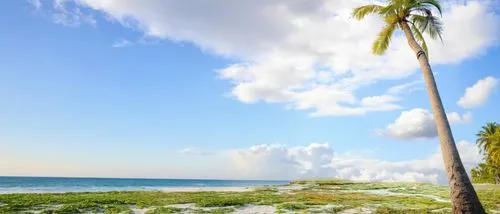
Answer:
[
  {"left": 399, "top": 21, "right": 485, "bottom": 213},
  {"left": 495, "top": 167, "right": 500, "bottom": 184}
]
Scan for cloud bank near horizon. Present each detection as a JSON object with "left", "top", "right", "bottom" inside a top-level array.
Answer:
[
  {"left": 2, "top": 141, "right": 482, "bottom": 184},
  {"left": 226, "top": 141, "right": 481, "bottom": 183}
]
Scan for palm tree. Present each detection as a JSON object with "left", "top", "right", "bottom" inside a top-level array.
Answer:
[
  {"left": 488, "top": 130, "right": 500, "bottom": 183},
  {"left": 476, "top": 122, "right": 500, "bottom": 183},
  {"left": 352, "top": 0, "right": 485, "bottom": 212},
  {"left": 476, "top": 122, "right": 499, "bottom": 156},
  {"left": 489, "top": 130, "right": 500, "bottom": 164}
]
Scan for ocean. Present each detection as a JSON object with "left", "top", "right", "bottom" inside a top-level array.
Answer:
[{"left": 0, "top": 177, "right": 289, "bottom": 194}]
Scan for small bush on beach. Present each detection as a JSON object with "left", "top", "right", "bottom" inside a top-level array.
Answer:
[
  {"left": 58, "top": 202, "right": 101, "bottom": 213},
  {"left": 277, "top": 202, "right": 308, "bottom": 211},
  {"left": 104, "top": 204, "right": 132, "bottom": 214},
  {"left": 195, "top": 197, "right": 247, "bottom": 207},
  {"left": 193, "top": 207, "right": 235, "bottom": 214},
  {"left": 145, "top": 206, "right": 182, "bottom": 214},
  {"left": 375, "top": 207, "right": 449, "bottom": 214}
]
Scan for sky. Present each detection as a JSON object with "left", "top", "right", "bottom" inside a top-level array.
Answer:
[{"left": 0, "top": 0, "right": 499, "bottom": 183}]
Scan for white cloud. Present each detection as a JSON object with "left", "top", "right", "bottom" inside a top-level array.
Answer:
[
  {"left": 112, "top": 39, "right": 133, "bottom": 48},
  {"left": 378, "top": 108, "right": 473, "bottom": 140},
  {"left": 227, "top": 141, "right": 482, "bottom": 183},
  {"left": 360, "top": 95, "right": 402, "bottom": 111},
  {"left": 457, "top": 76, "right": 498, "bottom": 109},
  {"left": 387, "top": 80, "right": 425, "bottom": 95},
  {"left": 179, "top": 147, "right": 210, "bottom": 156},
  {"left": 379, "top": 108, "right": 438, "bottom": 140},
  {"left": 29, "top": 0, "right": 42, "bottom": 10},
  {"left": 43, "top": 0, "right": 500, "bottom": 116},
  {"left": 1, "top": 141, "right": 481, "bottom": 183},
  {"left": 447, "top": 111, "right": 473, "bottom": 124},
  {"left": 229, "top": 143, "right": 334, "bottom": 179},
  {"left": 49, "top": 0, "right": 96, "bottom": 27}
]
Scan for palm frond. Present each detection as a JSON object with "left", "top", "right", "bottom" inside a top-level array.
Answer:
[
  {"left": 410, "top": 14, "right": 443, "bottom": 42},
  {"left": 372, "top": 22, "right": 398, "bottom": 55},
  {"left": 419, "top": 0, "right": 443, "bottom": 16},
  {"left": 384, "top": 14, "right": 399, "bottom": 25},
  {"left": 476, "top": 122, "right": 500, "bottom": 158},
  {"left": 425, "top": 16, "right": 443, "bottom": 41},
  {"left": 486, "top": 136, "right": 500, "bottom": 164},
  {"left": 352, "top": 4, "right": 384, "bottom": 20},
  {"left": 411, "top": 23, "right": 429, "bottom": 57},
  {"left": 380, "top": 1, "right": 402, "bottom": 16}
]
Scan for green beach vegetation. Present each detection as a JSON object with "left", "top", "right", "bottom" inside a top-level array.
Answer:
[
  {"left": 471, "top": 122, "right": 500, "bottom": 184},
  {"left": 0, "top": 179, "right": 498, "bottom": 213}
]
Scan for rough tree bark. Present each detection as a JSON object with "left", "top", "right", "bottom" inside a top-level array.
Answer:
[{"left": 399, "top": 21, "right": 485, "bottom": 214}]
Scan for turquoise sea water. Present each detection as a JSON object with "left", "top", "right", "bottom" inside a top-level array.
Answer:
[{"left": 0, "top": 177, "right": 289, "bottom": 194}]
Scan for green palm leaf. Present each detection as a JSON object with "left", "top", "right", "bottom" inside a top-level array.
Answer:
[
  {"left": 419, "top": 0, "right": 443, "bottom": 15},
  {"left": 372, "top": 22, "right": 398, "bottom": 55},
  {"left": 411, "top": 23, "right": 429, "bottom": 57},
  {"left": 410, "top": 14, "right": 443, "bottom": 41},
  {"left": 476, "top": 122, "right": 499, "bottom": 157},
  {"left": 352, "top": 4, "right": 384, "bottom": 20},
  {"left": 353, "top": 0, "right": 444, "bottom": 55}
]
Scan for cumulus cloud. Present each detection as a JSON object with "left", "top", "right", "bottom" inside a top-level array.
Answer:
[
  {"left": 457, "top": 76, "right": 498, "bottom": 109},
  {"left": 329, "top": 140, "right": 482, "bottom": 183},
  {"left": 378, "top": 108, "right": 473, "bottom": 140},
  {"left": 229, "top": 143, "right": 334, "bottom": 179},
  {"left": 379, "top": 108, "right": 438, "bottom": 140},
  {"left": 446, "top": 111, "right": 473, "bottom": 124},
  {"left": 227, "top": 141, "right": 481, "bottom": 183},
  {"left": 40, "top": 0, "right": 500, "bottom": 116}
]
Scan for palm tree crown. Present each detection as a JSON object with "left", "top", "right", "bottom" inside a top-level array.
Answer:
[
  {"left": 352, "top": 0, "right": 443, "bottom": 56},
  {"left": 490, "top": 130, "right": 500, "bottom": 163},
  {"left": 476, "top": 122, "right": 500, "bottom": 164},
  {"left": 476, "top": 122, "right": 499, "bottom": 154}
]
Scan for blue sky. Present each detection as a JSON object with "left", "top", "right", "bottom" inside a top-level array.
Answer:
[{"left": 0, "top": 0, "right": 499, "bottom": 182}]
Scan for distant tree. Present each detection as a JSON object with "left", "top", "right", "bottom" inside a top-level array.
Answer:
[
  {"left": 352, "top": 0, "right": 485, "bottom": 212},
  {"left": 471, "top": 163, "right": 497, "bottom": 184},
  {"left": 474, "top": 122, "right": 500, "bottom": 183},
  {"left": 476, "top": 122, "right": 498, "bottom": 154},
  {"left": 487, "top": 129, "right": 500, "bottom": 164}
]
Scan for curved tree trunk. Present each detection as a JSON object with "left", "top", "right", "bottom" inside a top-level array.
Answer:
[{"left": 399, "top": 21, "right": 485, "bottom": 213}]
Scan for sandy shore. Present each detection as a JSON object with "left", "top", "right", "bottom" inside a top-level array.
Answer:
[{"left": 160, "top": 186, "right": 252, "bottom": 192}]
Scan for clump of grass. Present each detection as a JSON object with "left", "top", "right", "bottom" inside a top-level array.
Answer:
[
  {"left": 145, "top": 206, "right": 182, "bottom": 214},
  {"left": 375, "top": 206, "right": 449, "bottom": 214},
  {"left": 388, "top": 184, "right": 449, "bottom": 198},
  {"left": 194, "top": 195, "right": 248, "bottom": 207},
  {"left": 291, "top": 179, "right": 358, "bottom": 186},
  {"left": 104, "top": 204, "right": 133, "bottom": 214},
  {"left": 308, "top": 204, "right": 347, "bottom": 213},
  {"left": 253, "top": 187, "right": 279, "bottom": 193},
  {"left": 57, "top": 202, "right": 101, "bottom": 213},
  {"left": 476, "top": 189, "right": 500, "bottom": 212},
  {"left": 192, "top": 207, "right": 235, "bottom": 214},
  {"left": 277, "top": 202, "right": 309, "bottom": 211}
]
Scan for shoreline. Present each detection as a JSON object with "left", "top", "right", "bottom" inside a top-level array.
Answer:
[
  {"left": 161, "top": 186, "right": 252, "bottom": 192},
  {"left": 0, "top": 186, "right": 257, "bottom": 194}
]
